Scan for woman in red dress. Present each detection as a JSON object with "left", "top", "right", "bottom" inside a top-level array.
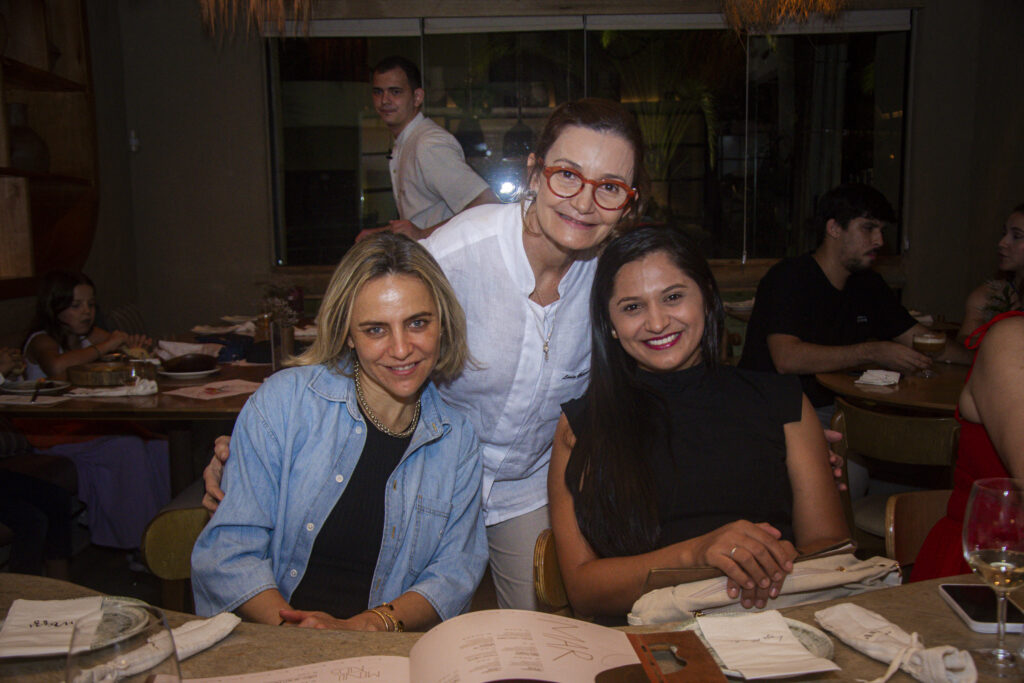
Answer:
[{"left": 912, "top": 311, "right": 1024, "bottom": 581}]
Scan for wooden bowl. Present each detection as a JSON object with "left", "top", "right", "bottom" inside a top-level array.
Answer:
[{"left": 67, "top": 362, "right": 130, "bottom": 386}]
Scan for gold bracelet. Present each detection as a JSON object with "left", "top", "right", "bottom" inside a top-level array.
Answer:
[
  {"left": 375, "top": 602, "right": 404, "bottom": 632},
  {"left": 366, "top": 607, "right": 393, "bottom": 632}
]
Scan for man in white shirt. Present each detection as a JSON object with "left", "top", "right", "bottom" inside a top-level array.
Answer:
[{"left": 358, "top": 56, "right": 499, "bottom": 241}]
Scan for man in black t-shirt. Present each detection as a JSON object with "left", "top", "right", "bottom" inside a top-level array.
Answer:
[{"left": 740, "top": 184, "right": 938, "bottom": 413}]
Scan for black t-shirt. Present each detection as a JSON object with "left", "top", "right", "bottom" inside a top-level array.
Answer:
[
  {"left": 739, "top": 253, "right": 917, "bottom": 406},
  {"left": 288, "top": 416, "right": 410, "bottom": 618},
  {"left": 562, "top": 365, "right": 804, "bottom": 553}
]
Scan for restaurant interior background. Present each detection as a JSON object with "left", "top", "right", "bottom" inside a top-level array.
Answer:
[{"left": 1, "top": 0, "right": 1022, "bottom": 343}]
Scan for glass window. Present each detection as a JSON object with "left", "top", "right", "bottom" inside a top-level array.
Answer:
[{"left": 268, "top": 14, "right": 908, "bottom": 266}]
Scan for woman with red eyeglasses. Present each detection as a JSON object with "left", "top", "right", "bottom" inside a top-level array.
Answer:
[{"left": 204, "top": 99, "right": 650, "bottom": 612}]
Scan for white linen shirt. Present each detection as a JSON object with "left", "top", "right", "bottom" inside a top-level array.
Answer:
[
  {"left": 390, "top": 113, "right": 490, "bottom": 229},
  {"left": 424, "top": 202, "right": 594, "bottom": 525}
]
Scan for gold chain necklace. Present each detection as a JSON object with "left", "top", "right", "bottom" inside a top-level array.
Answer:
[{"left": 353, "top": 360, "right": 420, "bottom": 439}]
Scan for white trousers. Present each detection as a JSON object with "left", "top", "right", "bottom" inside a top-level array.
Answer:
[{"left": 485, "top": 505, "right": 550, "bottom": 610}]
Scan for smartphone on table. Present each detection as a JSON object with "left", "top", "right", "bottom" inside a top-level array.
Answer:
[{"left": 939, "top": 583, "right": 1024, "bottom": 634}]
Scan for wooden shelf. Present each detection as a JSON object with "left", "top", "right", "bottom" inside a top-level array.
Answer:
[
  {"left": 0, "top": 0, "right": 96, "bottom": 292},
  {"left": 0, "top": 57, "right": 87, "bottom": 93},
  {"left": 0, "top": 166, "right": 92, "bottom": 184}
]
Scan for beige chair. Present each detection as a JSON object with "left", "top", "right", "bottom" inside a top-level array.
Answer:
[
  {"left": 140, "top": 479, "right": 209, "bottom": 612},
  {"left": 533, "top": 528, "right": 571, "bottom": 615},
  {"left": 885, "top": 489, "right": 953, "bottom": 571},
  {"left": 831, "top": 398, "right": 959, "bottom": 553}
]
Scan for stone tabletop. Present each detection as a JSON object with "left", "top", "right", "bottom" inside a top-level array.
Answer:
[{"left": 0, "top": 573, "right": 1011, "bottom": 682}]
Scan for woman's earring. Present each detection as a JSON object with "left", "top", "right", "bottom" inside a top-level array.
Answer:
[
  {"left": 523, "top": 189, "right": 537, "bottom": 201},
  {"left": 611, "top": 329, "right": 618, "bottom": 339}
]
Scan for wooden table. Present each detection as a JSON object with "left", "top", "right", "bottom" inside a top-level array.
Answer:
[
  {"left": 816, "top": 362, "right": 969, "bottom": 415},
  {"left": 0, "top": 573, "right": 1013, "bottom": 682},
  {"left": 0, "top": 364, "right": 271, "bottom": 494}
]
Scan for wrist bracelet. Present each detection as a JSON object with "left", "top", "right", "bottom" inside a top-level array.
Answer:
[
  {"left": 373, "top": 602, "right": 404, "bottom": 632},
  {"left": 366, "top": 607, "right": 393, "bottom": 631}
]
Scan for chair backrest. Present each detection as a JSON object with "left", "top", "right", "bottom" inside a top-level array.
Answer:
[
  {"left": 141, "top": 479, "right": 209, "bottom": 581},
  {"left": 833, "top": 397, "right": 960, "bottom": 467},
  {"left": 533, "top": 528, "right": 569, "bottom": 613},
  {"left": 885, "top": 489, "right": 953, "bottom": 567}
]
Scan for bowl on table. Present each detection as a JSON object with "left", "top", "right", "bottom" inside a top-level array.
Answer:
[
  {"left": 159, "top": 354, "right": 219, "bottom": 378},
  {"left": 67, "top": 361, "right": 157, "bottom": 386}
]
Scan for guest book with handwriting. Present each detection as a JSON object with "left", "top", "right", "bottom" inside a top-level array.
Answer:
[{"left": 164, "top": 609, "right": 646, "bottom": 683}]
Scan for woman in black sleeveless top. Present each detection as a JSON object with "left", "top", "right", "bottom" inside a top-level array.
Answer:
[{"left": 548, "top": 226, "right": 848, "bottom": 618}]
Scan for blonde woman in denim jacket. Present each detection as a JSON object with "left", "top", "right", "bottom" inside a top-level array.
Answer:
[{"left": 191, "top": 234, "right": 486, "bottom": 631}]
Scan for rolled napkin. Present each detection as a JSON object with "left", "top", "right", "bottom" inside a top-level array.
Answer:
[
  {"left": 855, "top": 369, "right": 901, "bottom": 386},
  {"left": 629, "top": 554, "right": 899, "bottom": 624},
  {"left": 815, "top": 603, "right": 977, "bottom": 683},
  {"left": 68, "top": 379, "right": 158, "bottom": 397},
  {"left": 71, "top": 612, "right": 241, "bottom": 682}
]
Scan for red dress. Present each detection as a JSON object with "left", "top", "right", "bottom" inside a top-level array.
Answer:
[{"left": 911, "top": 311, "right": 1024, "bottom": 581}]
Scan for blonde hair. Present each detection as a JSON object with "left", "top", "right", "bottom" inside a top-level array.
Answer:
[{"left": 291, "top": 233, "right": 469, "bottom": 382}]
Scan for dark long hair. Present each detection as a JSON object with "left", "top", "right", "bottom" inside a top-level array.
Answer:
[
  {"left": 27, "top": 271, "right": 97, "bottom": 351},
  {"left": 565, "top": 226, "right": 725, "bottom": 557}
]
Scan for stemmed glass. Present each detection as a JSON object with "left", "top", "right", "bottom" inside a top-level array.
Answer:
[
  {"left": 66, "top": 600, "right": 180, "bottom": 683},
  {"left": 962, "top": 477, "right": 1024, "bottom": 676},
  {"left": 911, "top": 331, "right": 946, "bottom": 378}
]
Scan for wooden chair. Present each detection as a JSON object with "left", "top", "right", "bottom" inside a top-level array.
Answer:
[
  {"left": 533, "top": 528, "right": 571, "bottom": 615},
  {"left": 830, "top": 398, "right": 959, "bottom": 552},
  {"left": 140, "top": 479, "right": 209, "bottom": 613},
  {"left": 885, "top": 489, "right": 952, "bottom": 571}
]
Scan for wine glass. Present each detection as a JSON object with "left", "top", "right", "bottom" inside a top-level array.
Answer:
[
  {"left": 912, "top": 331, "right": 945, "bottom": 378},
  {"left": 66, "top": 599, "right": 180, "bottom": 683},
  {"left": 962, "top": 478, "right": 1024, "bottom": 676}
]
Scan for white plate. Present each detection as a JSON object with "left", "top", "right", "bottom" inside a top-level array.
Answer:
[
  {"left": 221, "top": 315, "right": 257, "bottom": 324},
  {"left": 0, "top": 597, "right": 150, "bottom": 658},
  {"left": 0, "top": 380, "right": 71, "bottom": 395},
  {"left": 683, "top": 616, "right": 834, "bottom": 678},
  {"left": 158, "top": 368, "right": 220, "bottom": 379}
]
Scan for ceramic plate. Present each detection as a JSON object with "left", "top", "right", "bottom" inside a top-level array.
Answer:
[
  {"left": 0, "top": 380, "right": 71, "bottom": 395},
  {"left": 221, "top": 315, "right": 257, "bottom": 324},
  {"left": 0, "top": 597, "right": 150, "bottom": 657},
  {"left": 682, "top": 616, "right": 833, "bottom": 678},
  {"left": 158, "top": 368, "right": 220, "bottom": 379}
]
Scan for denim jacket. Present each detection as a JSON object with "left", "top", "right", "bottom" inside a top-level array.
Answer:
[{"left": 191, "top": 364, "right": 487, "bottom": 621}]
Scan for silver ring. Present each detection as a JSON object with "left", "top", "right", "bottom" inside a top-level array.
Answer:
[{"left": 729, "top": 545, "right": 738, "bottom": 558}]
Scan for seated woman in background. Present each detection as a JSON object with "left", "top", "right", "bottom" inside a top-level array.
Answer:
[
  {"left": 16, "top": 271, "right": 168, "bottom": 554},
  {"left": 548, "top": 226, "right": 848, "bottom": 619},
  {"left": 23, "top": 271, "right": 151, "bottom": 380},
  {"left": 191, "top": 233, "right": 487, "bottom": 631},
  {"left": 957, "top": 204, "right": 1024, "bottom": 343},
  {"left": 912, "top": 311, "right": 1024, "bottom": 581}
]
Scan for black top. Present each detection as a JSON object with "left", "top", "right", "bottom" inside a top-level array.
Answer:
[
  {"left": 562, "top": 365, "right": 804, "bottom": 552},
  {"left": 739, "top": 253, "right": 917, "bottom": 406},
  {"left": 289, "top": 413, "right": 410, "bottom": 618}
]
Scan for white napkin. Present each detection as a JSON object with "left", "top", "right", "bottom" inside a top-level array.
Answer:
[
  {"left": 70, "top": 613, "right": 241, "bottom": 683},
  {"left": 855, "top": 370, "right": 901, "bottom": 386},
  {"left": 189, "top": 322, "right": 256, "bottom": 337},
  {"left": 155, "top": 341, "right": 223, "bottom": 360},
  {"left": 815, "top": 603, "right": 977, "bottom": 683},
  {"left": 697, "top": 611, "right": 839, "bottom": 679},
  {"left": 0, "top": 596, "right": 103, "bottom": 658},
  {"left": 162, "top": 379, "right": 262, "bottom": 400},
  {"left": 68, "top": 379, "right": 159, "bottom": 397},
  {"left": 293, "top": 323, "right": 317, "bottom": 340}
]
